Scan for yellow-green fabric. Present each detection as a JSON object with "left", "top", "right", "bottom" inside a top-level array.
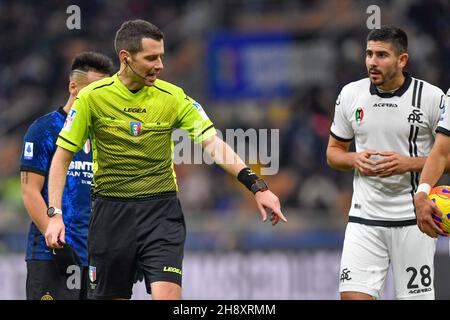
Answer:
[{"left": 57, "top": 74, "right": 216, "bottom": 198}]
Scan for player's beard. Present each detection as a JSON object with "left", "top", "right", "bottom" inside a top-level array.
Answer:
[{"left": 368, "top": 67, "right": 397, "bottom": 88}]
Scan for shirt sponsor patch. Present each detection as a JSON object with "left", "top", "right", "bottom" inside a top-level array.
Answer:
[
  {"left": 24, "top": 142, "right": 33, "bottom": 160},
  {"left": 63, "top": 109, "right": 77, "bottom": 132},
  {"left": 192, "top": 101, "right": 209, "bottom": 121}
]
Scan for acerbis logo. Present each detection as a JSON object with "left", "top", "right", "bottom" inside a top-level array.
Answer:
[
  {"left": 408, "top": 288, "right": 432, "bottom": 295},
  {"left": 123, "top": 107, "right": 147, "bottom": 113},
  {"left": 372, "top": 103, "right": 398, "bottom": 108}
]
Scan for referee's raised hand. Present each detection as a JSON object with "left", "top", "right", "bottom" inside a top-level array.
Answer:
[
  {"left": 45, "top": 215, "right": 66, "bottom": 249},
  {"left": 255, "top": 190, "right": 287, "bottom": 226}
]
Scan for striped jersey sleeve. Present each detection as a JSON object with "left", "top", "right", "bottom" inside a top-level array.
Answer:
[
  {"left": 330, "top": 85, "right": 355, "bottom": 142},
  {"left": 436, "top": 88, "right": 450, "bottom": 136}
]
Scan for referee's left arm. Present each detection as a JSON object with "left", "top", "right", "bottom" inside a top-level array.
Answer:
[{"left": 201, "top": 134, "right": 246, "bottom": 176}]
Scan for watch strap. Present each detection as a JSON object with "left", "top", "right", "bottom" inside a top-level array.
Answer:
[{"left": 251, "top": 179, "right": 269, "bottom": 194}]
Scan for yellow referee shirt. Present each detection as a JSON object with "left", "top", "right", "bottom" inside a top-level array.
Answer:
[{"left": 57, "top": 73, "right": 216, "bottom": 198}]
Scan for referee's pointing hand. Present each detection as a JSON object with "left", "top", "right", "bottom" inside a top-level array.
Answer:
[
  {"left": 255, "top": 190, "right": 287, "bottom": 226},
  {"left": 45, "top": 215, "right": 66, "bottom": 249}
]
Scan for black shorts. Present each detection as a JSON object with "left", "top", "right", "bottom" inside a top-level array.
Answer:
[
  {"left": 26, "top": 260, "right": 88, "bottom": 300},
  {"left": 87, "top": 192, "right": 186, "bottom": 299}
]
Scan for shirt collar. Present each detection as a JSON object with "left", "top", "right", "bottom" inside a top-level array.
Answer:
[
  {"left": 114, "top": 73, "right": 146, "bottom": 96},
  {"left": 369, "top": 71, "right": 412, "bottom": 98}
]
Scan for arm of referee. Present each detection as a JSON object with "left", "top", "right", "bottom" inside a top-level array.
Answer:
[{"left": 201, "top": 135, "right": 287, "bottom": 225}]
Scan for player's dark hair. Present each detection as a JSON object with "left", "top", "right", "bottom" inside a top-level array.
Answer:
[
  {"left": 114, "top": 19, "right": 164, "bottom": 55},
  {"left": 366, "top": 27, "right": 408, "bottom": 55},
  {"left": 70, "top": 51, "right": 114, "bottom": 75}
]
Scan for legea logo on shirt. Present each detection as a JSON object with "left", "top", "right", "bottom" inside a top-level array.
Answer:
[
  {"left": 24, "top": 142, "right": 33, "bottom": 160},
  {"left": 63, "top": 109, "right": 77, "bottom": 132}
]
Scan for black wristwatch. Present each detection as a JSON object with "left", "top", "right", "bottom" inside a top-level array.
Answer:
[
  {"left": 47, "top": 207, "right": 62, "bottom": 218},
  {"left": 251, "top": 179, "right": 269, "bottom": 194}
]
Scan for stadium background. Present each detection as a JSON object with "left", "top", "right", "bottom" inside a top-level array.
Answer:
[{"left": 0, "top": 0, "right": 449, "bottom": 299}]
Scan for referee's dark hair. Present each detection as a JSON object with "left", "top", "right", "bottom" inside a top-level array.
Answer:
[
  {"left": 70, "top": 51, "right": 114, "bottom": 76},
  {"left": 367, "top": 27, "right": 408, "bottom": 56},
  {"left": 114, "top": 19, "right": 164, "bottom": 55}
]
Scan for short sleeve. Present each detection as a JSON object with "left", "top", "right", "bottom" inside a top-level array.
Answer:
[
  {"left": 56, "top": 93, "right": 91, "bottom": 152},
  {"left": 20, "top": 120, "right": 56, "bottom": 175},
  {"left": 330, "top": 86, "right": 354, "bottom": 142},
  {"left": 436, "top": 89, "right": 450, "bottom": 136},
  {"left": 428, "top": 89, "right": 445, "bottom": 136},
  {"left": 175, "top": 92, "right": 216, "bottom": 144}
]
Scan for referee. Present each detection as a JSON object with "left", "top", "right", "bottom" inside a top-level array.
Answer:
[{"left": 46, "top": 19, "right": 286, "bottom": 300}]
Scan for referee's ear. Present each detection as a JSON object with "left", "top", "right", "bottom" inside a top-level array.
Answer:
[{"left": 118, "top": 50, "right": 130, "bottom": 66}]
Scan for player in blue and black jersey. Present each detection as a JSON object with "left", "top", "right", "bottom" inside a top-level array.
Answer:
[{"left": 20, "top": 52, "right": 113, "bottom": 300}]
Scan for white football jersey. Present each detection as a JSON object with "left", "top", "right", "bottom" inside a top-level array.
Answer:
[
  {"left": 436, "top": 88, "right": 450, "bottom": 135},
  {"left": 331, "top": 73, "right": 445, "bottom": 222}
]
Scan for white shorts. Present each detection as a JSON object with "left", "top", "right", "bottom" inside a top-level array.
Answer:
[{"left": 339, "top": 222, "right": 437, "bottom": 300}]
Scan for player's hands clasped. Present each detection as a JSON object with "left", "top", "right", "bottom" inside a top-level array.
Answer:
[
  {"left": 371, "top": 151, "right": 410, "bottom": 177},
  {"left": 414, "top": 192, "right": 445, "bottom": 238},
  {"left": 45, "top": 215, "right": 66, "bottom": 249},
  {"left": 352, "top": 150, "right": 380, "bottom": 176},
  {"left": 254, "top": 190, "right": 287, "bottom": 226},
  {"left": 353, "top": 150, "right": 410, "bottom": 177}
]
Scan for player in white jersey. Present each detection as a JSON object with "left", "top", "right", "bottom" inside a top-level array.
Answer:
[
  {"left": 414, "top": 90, "right": 450, "bottom": 237},
  {"left": 327, "top": 27, "right": 446, "bottom": 300}
]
